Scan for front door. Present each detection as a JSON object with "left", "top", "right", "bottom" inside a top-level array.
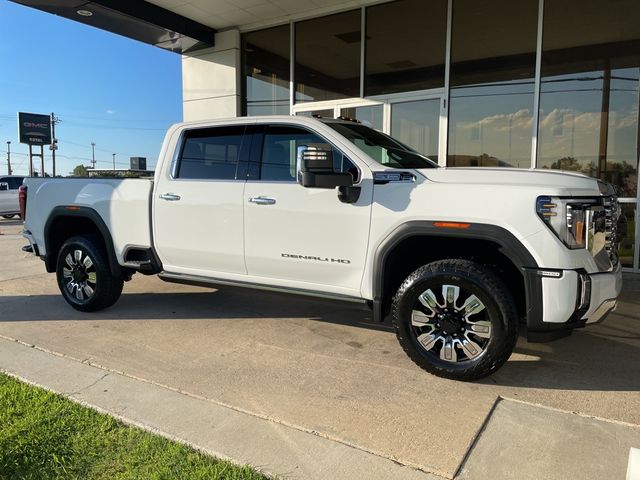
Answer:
[
  {"left": 153, "top": 124, "right": 249, "bottom": 277},
  {"left": 243, "top": 124, "right": 372, "bottom": 296}
]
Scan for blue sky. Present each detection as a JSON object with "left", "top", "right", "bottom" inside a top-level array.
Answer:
[{"left": 0, "top": 0, "right": 182, "bottom": 176}]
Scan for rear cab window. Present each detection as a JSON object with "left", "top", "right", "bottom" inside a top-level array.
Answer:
[{"left": 176, "top": 125, "right": 248, "bottom": 180}]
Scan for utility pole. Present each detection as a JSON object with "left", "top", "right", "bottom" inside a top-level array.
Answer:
[
  {"left": 50, "top": 113, "right": 60, "bottom": 177},
  {"left": 112, "top": 153, "right": 116, "bottom": 171},
  {"left": 6, "top": 141, "right": 12, "bottom": 175},
  {"left": 91, "top": 142, "right": 96, "bottom": 169}
]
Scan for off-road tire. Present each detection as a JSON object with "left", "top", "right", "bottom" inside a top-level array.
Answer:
[
  {"left": 392, "top": 259, "right": 518, "bottom": 381},
  {"left": 56, "top": 235, "right": 123, "bottom": 312}
]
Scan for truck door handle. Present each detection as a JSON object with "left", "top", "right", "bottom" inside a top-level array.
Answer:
[
  {"left": 159, "top": 193, "right": 181, "bottom": 201},
  {"left": 249, "top": 196, "right": 276, "bottom": 205}
]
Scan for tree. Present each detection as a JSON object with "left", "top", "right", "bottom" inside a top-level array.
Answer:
[
  {"left": 71, "top": 164, "right": 89, "bottom": 177},
  {"left": 549, "top": 156, "right": 582, "bottom": 171}
]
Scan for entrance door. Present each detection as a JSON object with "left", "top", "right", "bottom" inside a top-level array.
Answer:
[
  {"left": 390, "top": 98, "right": 441, "bottom": 163},
  {"left": 292, "top": 92, "right": 446, "bottom": 164}
]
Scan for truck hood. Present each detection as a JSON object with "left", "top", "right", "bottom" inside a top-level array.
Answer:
[{"left": 419, "top": 167, "right": 604, "bottom": 195}]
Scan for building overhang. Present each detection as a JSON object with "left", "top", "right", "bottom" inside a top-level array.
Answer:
[{"left": 12, "top": 0, "right": 217, "bottom": 53}]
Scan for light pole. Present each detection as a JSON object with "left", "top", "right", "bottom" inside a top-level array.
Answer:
[
  {"left": 112, "top": 153, "right": 116, "bottom": 171},
  {"left": 6, "top": 141, "right": 12, "bottom": 176},
  {"left": 91, "top": 142, "right": 96, "bottom": 169}
]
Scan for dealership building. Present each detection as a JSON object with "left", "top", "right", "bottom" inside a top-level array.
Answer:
[{"left": 15, "top": 0, "right": 640, "bottom": 272}]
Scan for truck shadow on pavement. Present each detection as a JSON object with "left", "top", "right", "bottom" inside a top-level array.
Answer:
[{"left": 0, "top": 283, "right": 638, "bottom": 392}]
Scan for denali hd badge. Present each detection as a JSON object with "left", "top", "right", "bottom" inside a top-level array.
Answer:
[{"left": 282, "top": 253, "right": 351, "bottom": 264}]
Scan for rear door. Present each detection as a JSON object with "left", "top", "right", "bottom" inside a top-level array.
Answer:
[{"left": 153, "top": 125, "right": 250, "bottom": 276}]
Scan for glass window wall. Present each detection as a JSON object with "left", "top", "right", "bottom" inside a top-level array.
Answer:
[
  {"left": 537, "top": 0, "right": 640, "bottom": 198},
  {"left": 242, "top": 25, "right": 290, "bottom": 116},
  {"left": 365, "top": 0, "right": 447, "bottom": 96},
  {"left": 448, "top": 0, "right": 538, "bottom": 168},
  {"left": 295, "top": 10, "right": 361, "bottom": 103}
]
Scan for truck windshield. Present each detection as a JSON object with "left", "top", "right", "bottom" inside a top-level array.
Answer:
[{"left": 323, "top": 121, "right": 438, "bottom": 169}]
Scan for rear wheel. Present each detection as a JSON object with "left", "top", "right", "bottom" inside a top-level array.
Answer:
[
  {"left": 392, "top": 259, "right": 518, "bottom": 381},
  {"left": 2, "top": 214, "right": 15, "bottom": 219},
  {"left": 56, "top": 235, "right": 123, "bottom": 312}
]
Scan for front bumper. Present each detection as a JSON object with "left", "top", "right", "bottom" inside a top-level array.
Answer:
[
  {"left": 580, "top": 262, "right": 623, "bottom": 324},
  {"left": 525, "top": 262, "right": 623, "bottom": 342}
]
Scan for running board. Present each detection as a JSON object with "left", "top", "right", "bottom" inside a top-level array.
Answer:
[{"left": 158, "top": 272, "right": 368, "bottom": 305}]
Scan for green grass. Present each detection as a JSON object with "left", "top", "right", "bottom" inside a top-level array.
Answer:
[{"left": 0, "top": 373, "right": 268, "bottom": 480}]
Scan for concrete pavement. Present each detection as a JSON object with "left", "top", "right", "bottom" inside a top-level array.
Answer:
[{"left": 1, "top": 218, "right": 639, "bottom": 479}]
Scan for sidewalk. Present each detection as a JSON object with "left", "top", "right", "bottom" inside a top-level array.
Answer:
[{"left": 0, "top": 337, "right": 437, "bottom": 480}]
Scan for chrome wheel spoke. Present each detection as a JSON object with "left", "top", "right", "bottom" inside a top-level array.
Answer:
[
  {"left": 411, "top": 309, "right": 433, "bottom": 327},
  {"left": 62, "top": 267, "right": 73, "bottom": 278},
  {"left": 65, "top": 253, "right": 74, "bottom": 268},
  {"left": 75, "top": 285, "right": 84, "bottom": 300},
  {"left": 460, "top": 336, "right": 483, "bottom": 359},
  {"left": 442, "top": 284, "right": 460, "bottom": 309},
  {"left": 83, "top": 284, "right": 94, "bottom": 297},
  {"left": 66, "top": 280, "right": 75, "bottom": 293},
  {"left": 462, "top": 294, "right": 485, "bottom": 318},
  {"left": 440, "top": 338, "right": 457, "bottom": 362},
  {"left": 87, "top": 272, "right": 97, "bottom": 284},
  {"left": 468, "top": 320, "right": 492, "bottom": 339},
  {"left": 82, "top": 256, "right": 93, "bottom": 269},
  {"left": 418, "top": 289, "right": 440, "bottom": 314},
  {"left": 74, "top": 250, "right": 83, "bottom": 264},
  {"left": 417, "top": 333, "right": 439, "bottom": 351}
]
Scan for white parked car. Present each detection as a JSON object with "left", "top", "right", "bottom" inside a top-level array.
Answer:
[
  {"left": 0, "top": 175, "right": 25, "bottom": 218},
  {"left": 20, "top": 116, "right": 623, "bottom": 380}
]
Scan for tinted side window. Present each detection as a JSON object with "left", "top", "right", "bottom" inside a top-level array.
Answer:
[
  {"left": 178, "top": 126, "right": 246, "bottom": 180},
  {"left": 260, "top": 126, "right": 359, "bottom": 182},
  {"left": 7, "top": 177, "right": 24, "bottom": 189}
]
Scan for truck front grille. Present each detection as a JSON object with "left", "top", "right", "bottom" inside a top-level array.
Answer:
[{"left": 603, "top": 196, "right": 619, "bottom": 265}]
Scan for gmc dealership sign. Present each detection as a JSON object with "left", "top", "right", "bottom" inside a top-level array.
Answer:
[{"left": 18, "top": 112, "right": 52, "bottom": 145}]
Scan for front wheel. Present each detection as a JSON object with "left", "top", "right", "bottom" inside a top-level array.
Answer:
[
  {"left": 392, "top": 259, "right": 518, "bottom": 381},
  {"left": 56, "top": 235, "right": 123, "bottom": 312}
]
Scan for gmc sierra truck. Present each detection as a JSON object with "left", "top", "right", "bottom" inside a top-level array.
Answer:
[{"left": 20, "top": 116, "right": 623, "bottom": 380}]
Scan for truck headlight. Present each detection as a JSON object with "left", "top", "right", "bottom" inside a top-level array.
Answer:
[{"left": 536, "top": 196, "right": 598, "bottom": 249}]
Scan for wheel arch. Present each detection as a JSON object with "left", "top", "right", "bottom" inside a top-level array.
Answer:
[
  {"left": 44, "top": 206, "right": 122, "bottom": 277},
  {"left": 371, "top": 221, "right": 541, "bottom": 325}
]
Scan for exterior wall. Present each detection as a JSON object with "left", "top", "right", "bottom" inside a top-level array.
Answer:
[{"left": 182, "top": 30, "right": 241, "bottom": 121}]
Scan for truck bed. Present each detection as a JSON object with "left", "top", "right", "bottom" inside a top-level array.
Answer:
[{"left": 23, "top": 177, "right": 154, "bottom": 265}]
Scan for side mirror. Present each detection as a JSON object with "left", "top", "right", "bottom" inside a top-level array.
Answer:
[
  {"left": 297, "top": 144, "right": 353, "bottom": 189},
  {"left": 0, "top": 182, "right": 8, "bottom": 191}
]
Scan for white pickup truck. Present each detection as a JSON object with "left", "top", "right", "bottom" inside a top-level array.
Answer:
[
  {"left": 0, "top": 175, "right": 26, "bottom": 218},
  {"left": 21, "top": 116, "right": 623, "bottom": 380}
]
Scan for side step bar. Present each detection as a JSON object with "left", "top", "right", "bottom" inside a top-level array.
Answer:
[{"left": 158, "top": 272, "right": 368, "bottom": 306}]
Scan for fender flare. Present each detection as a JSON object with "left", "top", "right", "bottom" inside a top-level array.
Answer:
[
  {"left": 370, "top": 221, "right": 543, "bottom": 329},
  {"left": 43, "top": 206, "right": 122, "bottom": 277}
]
